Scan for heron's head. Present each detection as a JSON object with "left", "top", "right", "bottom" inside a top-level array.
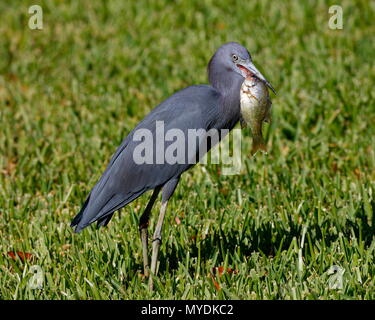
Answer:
[{"left": 208, "top": 42, "right": 276, "bottom": 94}]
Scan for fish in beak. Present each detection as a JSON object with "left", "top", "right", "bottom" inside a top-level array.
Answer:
[{"left": 237, "top": 61, "right": 276, "bottom": 95}]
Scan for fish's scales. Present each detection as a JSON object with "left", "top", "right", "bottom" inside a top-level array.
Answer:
[{"left": 240, "top": 77, "right": 272, "bottom": 155}]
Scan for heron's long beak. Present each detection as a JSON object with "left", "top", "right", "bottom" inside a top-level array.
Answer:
[{"left": 238, "top": 61, "right": 276, "bottom": 95}]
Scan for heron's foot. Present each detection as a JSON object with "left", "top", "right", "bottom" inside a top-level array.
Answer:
[
  {"left": 149, "top": 275, "right": 154, "bottom": 291},
  {"left": 139, "top": 227, "right": 150, "bottom": 278}
]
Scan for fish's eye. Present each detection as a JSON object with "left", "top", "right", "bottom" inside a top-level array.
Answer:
[{"left": 232, "top": 54, "right": 238, "bottom": 62}]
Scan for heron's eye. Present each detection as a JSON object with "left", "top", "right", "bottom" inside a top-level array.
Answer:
[{"left": 232, "top": 54, "right": 238, "bottom": 62}]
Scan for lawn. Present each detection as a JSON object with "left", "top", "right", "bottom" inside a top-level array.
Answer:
[{"left": 0, "top": 0, "right": 374, "bottom": 299}]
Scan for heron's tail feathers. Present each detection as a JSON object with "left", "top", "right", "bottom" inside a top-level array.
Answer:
[
  {"left": 70, "top": 194, "right": 91, "bottom": 230},
  {"left": 71, "top": 189, "right": 146, "bottom": 233},
  {"left": 71, "top": 193, "right": 122, "bottom": 233}
]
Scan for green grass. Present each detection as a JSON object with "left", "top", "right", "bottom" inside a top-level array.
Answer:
[{"left": 0, "top": 0, "right": 374, "bottom": 299}]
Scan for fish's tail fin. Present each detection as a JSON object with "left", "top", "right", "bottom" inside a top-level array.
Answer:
[{"left": 251, "top": 135, "right": 267, "bottom": 156}]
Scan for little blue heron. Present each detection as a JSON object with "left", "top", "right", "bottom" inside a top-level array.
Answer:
[{"left": 71, "top": 42, "right": 275, "bottom": 286}]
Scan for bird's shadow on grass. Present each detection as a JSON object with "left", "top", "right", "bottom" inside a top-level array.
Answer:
[{"left": 159, "top": 200, "right": 375, "bottom": 273}]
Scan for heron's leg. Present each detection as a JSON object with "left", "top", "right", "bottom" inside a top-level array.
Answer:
[
  {"left": 139, "top": 187, "right": 161, "bottom": 277},
  {"left": 150, "top": 200, "right": 168, "bottom": 277},
  {"left": 149, "top": 178, "right": 180, "bottom": 290}
]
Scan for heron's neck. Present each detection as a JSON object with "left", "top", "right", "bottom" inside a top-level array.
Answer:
[{"left": 215, "top": 73, "right": 244, "bottom": 129}]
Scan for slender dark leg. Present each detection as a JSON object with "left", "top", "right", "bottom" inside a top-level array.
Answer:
[
  {"left": 149, "top": 177, "right": 179, "bottom": 290},
  {"left": 150, "top": 200, "right": 168, "bottom": 276},
  {"left": 139, "top": 187, "right": 161, "bottom": 276}
]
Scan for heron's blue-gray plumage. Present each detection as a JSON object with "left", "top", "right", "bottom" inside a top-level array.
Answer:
[{"left": 71, "top": 42, "right": 251, "bottom": 232}]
